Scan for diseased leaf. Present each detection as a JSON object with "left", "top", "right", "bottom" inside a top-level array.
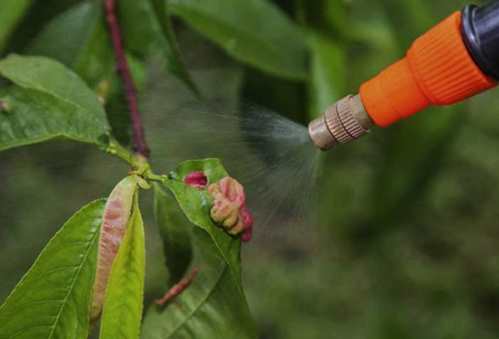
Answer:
[
  {"left": 154, "top": 183, "right": 193, "bottom": 284},
  {"left": 0, "top": 199, "right": 105, "bottom": 339},
  {"left": 143, "top": 160, "right": 256, "bottom": 338},
  {"left": 169, "top": 0, "right": 308, "bottom": 80},
  {"left": 165, "top": 159, "right": 242, "bottom": 278},
  {"left": 0, "top": 0, "right": 32, "bottom": 52},
  {"left": 92, "top": 175, "right": 139, "bottom": 320},
  {"left": 119, "top": 0, "right": 198, "bottom": 93},
  {"left": 99, "top": 195, "right": 145, "bottom": 339},
  {"left": 0, "top": 55, "right": 110, "bottom": 151}
]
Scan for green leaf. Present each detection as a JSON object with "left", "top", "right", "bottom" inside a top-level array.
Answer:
[
  {"left": 27, "top": 1, "right": 115, "bottom": 87},
  {"left": 0, "top": 199, "right": 105, "bottom": 339},
  {"left": 143, "top": 160, "right": 255, "bottom": 338},
  {"left": 0, "top": 55, "right": 110, "bottom": 151},
  {"left": 169, "top": 0, "right": 308, "bottom": 80},
  {"left": 142, "top": 228, "right": 256, "bottom": 339},
  {"left": 27, "top": 1, "right": 137, "bottom": 146},
  {"left": 99, "top": 195, "right": 145, "bottom": 339},
  {"left": 119, "top": 0, "right": 198, "bottom": 93},
  {"left": 0, "top": 0, "right": 32, "bottom": 52},
  {"left": 154, "top": 184, "right": 193, "bottom": 284},
  {"left": 308, "top": 33, "right": 345, "bottom": 119},
  {"left": 0, "top": 54, "right": 107, "bottom": 119}
]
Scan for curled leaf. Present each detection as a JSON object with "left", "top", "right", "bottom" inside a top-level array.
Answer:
[
  {"left": 91, "top": 175, "right": 139, "bottom": 320},
  {"left": 208, "top": 176, "right": 253, "bottom": 241},
  {"left": 99, "top": 194, "right": 145, "bottom": 339}
]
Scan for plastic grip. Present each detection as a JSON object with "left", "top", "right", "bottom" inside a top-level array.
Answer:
[{"left": 360, "top": 12, "right": 496, "bottom": 128}]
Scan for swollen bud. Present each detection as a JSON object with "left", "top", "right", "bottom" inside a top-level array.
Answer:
[{"left": 91, "top": 175, "right": 139, "bottom": 320}]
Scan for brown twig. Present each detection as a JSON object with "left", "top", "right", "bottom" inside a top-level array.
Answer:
[
  {"left": 154, "top": 268, "right": 199, "bottom": 305},
  {"left": 104, "top": 0, "right": 150, "bottom": 158}
]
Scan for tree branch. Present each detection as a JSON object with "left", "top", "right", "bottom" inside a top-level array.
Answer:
[{"left": 105, "top": 0, "right": 150, "bottom": 158}]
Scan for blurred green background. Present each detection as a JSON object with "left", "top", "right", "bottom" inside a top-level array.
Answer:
[{"left": 3, "top": 0, "right": 499, "bottom": 338}]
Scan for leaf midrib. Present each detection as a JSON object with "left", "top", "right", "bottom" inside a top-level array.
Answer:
[{"left": 46, "top": 227, "right": 99, "bottom": 339}]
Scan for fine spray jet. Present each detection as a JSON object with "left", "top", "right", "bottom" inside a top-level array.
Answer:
[{"left": 309, "top": 1, "right": 499, "bottom": 150}]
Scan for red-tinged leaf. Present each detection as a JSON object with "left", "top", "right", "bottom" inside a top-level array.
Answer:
[{"left": 91, "top": 175, "right": 139, "bottom": 320}]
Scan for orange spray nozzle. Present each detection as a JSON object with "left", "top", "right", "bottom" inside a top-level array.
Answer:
[
  {"left": 308, "top": 8, "right": 499, "bottom": 152},
  {"left": 360, "top": 12, "right": 496, "bottom": 128}
]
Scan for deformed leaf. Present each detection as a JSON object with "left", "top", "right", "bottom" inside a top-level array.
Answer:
[
  {"left": 169, "top": 0, "right": 308, "bottom": 80},
  {"left": 99, "top": 195, "right": 145, "bottom": 339},
  {"left": 0, "top": 55, "right": 110, "bottom": 151},
  {"left": 92, "top": 175, "right": 139, "bottom": 320},
  {"left": 165, "top": 159, "right": 241, "bottom": 278},
  {"left": 142, "top": 159, "right": 256, "bottom": 339},
  {"left": 0, "top": 199, "right": 105, "bottom": 339}
]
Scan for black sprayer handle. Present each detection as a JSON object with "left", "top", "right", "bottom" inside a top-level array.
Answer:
[{"left": 462, "top": 0, "right": 499, "bottom": 80}]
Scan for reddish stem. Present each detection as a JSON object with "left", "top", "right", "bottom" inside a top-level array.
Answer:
[
  {"left": 154, "top": 268, "right": 199, "bottom": 305},
  {"left": 104, "top": 0, "right": 150, "bottom": 158}
]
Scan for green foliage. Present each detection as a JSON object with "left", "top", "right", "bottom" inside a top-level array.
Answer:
[
  {"left": 27, "top": 1, "right": 114, "bottom": 87},
  {"left": 0, "top": 55, "right": 109, "bottom": 151},
  {"left": 308, "top": 33, "right": 345, "bottom": 118},
  {"left": 0, "top": 55, "right": 107, "bottom": 119},
  {"left": 99, "top": 194, "right": 145, "bottom": 339},
  {"left": 119, "top": 0, "right": 197, "bottom": 93},
  {"left": 0, "top": 0, "right": 31, "bottom": 52},
  {"left": 154, "top": 184, "right": 193, "bottom": 284},
  {"left": 142, "top": 228, "right": 255, "bottom": 339},
  {"left": 0, "top": 200, "right": 105, "bottom": 339},
  {"left": 168, "top": 0, "right": 308, "bottom": 80}
]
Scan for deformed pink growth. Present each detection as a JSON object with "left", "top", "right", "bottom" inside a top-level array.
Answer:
[
  {"left": 154, "top": 268, "right": 199, "bottom": 306},
  {"left": 208, "top": 177, "right": 253, "bottom": 242},
  {"left": 240, "top": 208, "right": 253, "bottom": 242},
  {"left": 91, "top": 175, "right": 138, "bottom": 320},
  {"left": 184, "top": 171, "right": 208, "bottom": 188}
]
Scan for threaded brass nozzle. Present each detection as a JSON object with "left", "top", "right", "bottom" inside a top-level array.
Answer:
[{"left": 308, "top": 94, "right": 373, "bottom": 151}]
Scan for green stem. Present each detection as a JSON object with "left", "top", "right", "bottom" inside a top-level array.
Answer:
[
  {"left": 144, "top": 171, "right": 169, "bottom": 183},
  {"left": 106, "top": 137, "right": 135, "bottom": 166}
]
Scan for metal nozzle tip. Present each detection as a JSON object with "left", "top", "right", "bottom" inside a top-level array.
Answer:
[
  {"left": 308, "top": 116, "right": 337, "bottom": 150},
  {"left": 308, "top": 94, "right": 373, "bottom": 151}
]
